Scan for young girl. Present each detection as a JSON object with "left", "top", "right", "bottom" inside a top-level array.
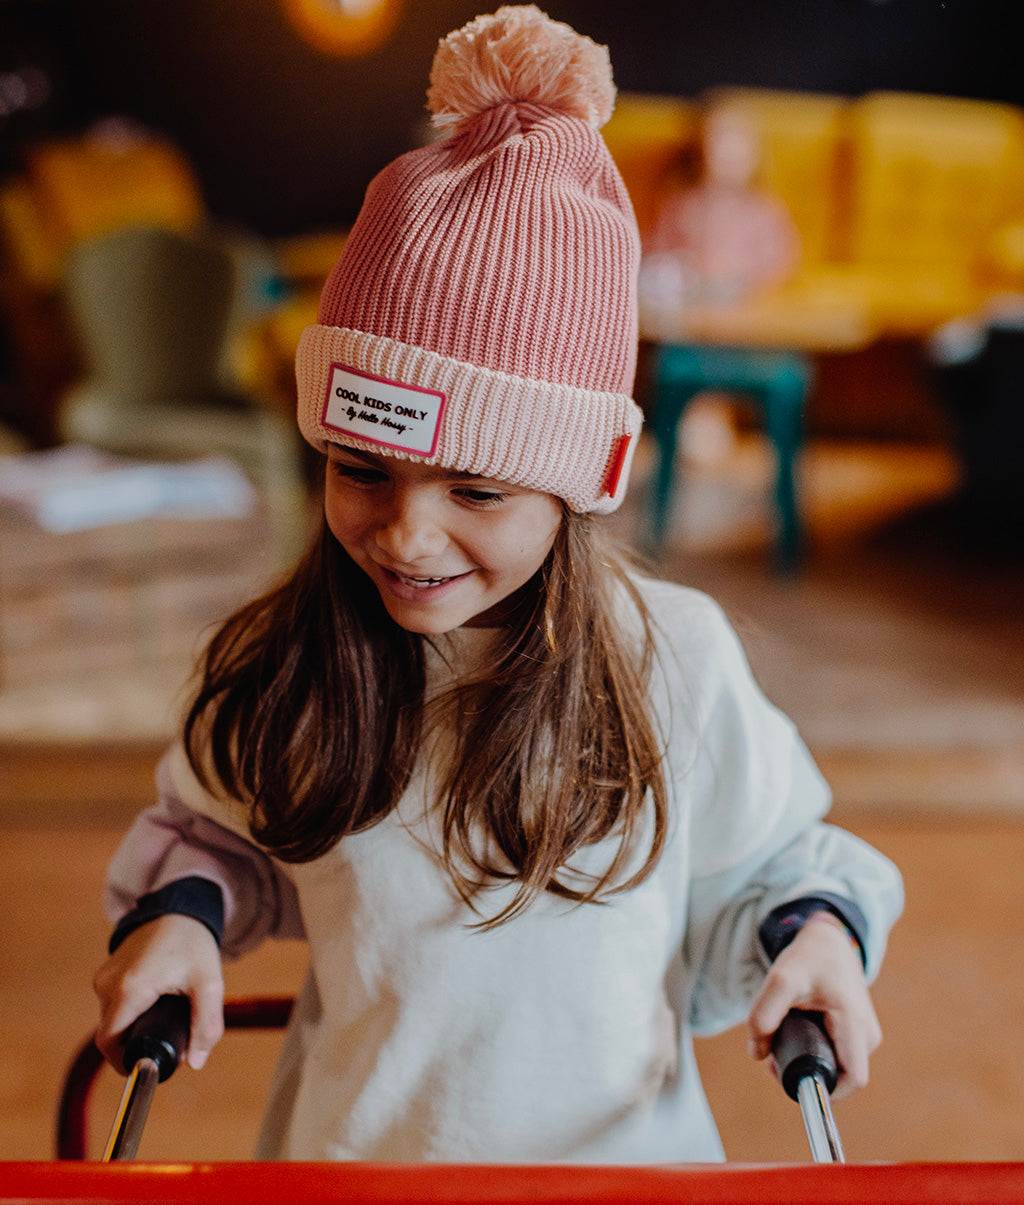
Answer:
[
  {"left": 93, "top": 5, "right": 902, "bottom": 1164},
  {"left": 639, "top": 105, "right": 801, "bottom": 314}
]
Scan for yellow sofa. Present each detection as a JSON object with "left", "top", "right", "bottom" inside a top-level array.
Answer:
[
  {"left": 0, "top": 128, "right": 210, "bottom": 442},
  {"left": 603, "top": 87, "right": 1024, "bottom": 341},
  {"left": 0, "top": 126, "right": 358, "bottom": 440},
  {"left": 0, "top": 130, "right": 205, "bottom": 294}
]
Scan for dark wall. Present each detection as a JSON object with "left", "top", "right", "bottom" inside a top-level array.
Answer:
[{"left": 5, "top": 0, "right": 1020, "bottom": 235}]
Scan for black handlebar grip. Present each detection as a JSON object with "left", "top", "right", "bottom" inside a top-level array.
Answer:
[
  {"left": 770, "top": 1009, "right": 839, "bottom": 1101},
  {"left": 122, "top": 994, "right": 191, "bottom": 1082}
]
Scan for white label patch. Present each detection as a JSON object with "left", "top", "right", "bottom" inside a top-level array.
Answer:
[{"left": 322, "top": 363, "right": 446, "bottom": 457}]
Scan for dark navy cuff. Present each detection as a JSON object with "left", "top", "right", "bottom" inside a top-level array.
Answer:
[
  {"left": 108, "top": 876, "right": 225, "bottom": 954},
  {"left": 758, "top": 892, "right": 868, "bottom": 968}
]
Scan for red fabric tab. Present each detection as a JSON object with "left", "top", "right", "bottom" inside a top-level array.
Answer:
[{"left": 603, "top": 433, "right": 632, "bottom": 499}]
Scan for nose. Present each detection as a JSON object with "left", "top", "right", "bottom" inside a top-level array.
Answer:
[{"left": 373, "top": 487, "right": 448, "bottom": 564}]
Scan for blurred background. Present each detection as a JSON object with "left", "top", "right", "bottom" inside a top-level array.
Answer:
[{"left": 2, "top": 0, "right": 1023, "bottom": 1170}]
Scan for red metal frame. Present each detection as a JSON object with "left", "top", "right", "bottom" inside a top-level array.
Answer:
[
  {"left": 44, "top": 995, "right": 1024, "bottom": 1203},
  {"left": 55, "top": 995, "right": 294, "bottom": 1160},
  {"left": 6, "top": 1160, "right": 1024, "bottom": 1204}
]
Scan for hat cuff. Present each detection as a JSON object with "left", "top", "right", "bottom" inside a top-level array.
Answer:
[{"left": 296, "top": 325, "right": 643, "bottom": 513}]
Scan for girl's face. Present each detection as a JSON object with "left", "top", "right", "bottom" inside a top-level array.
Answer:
[{"left": 324, "top": 444, "right": 563, "bottom": 634}]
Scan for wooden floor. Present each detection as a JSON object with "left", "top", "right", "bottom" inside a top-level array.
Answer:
[
  {"left": 3, "top": 756, "right": 1024, "bottom": 1165},
  {"left": 2, "top": 436, "right": 1023, "bottom": 1166}
]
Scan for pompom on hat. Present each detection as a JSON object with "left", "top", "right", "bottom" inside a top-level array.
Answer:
[{"left": 296, "top": 5, "right": 643, "bottom": 513}]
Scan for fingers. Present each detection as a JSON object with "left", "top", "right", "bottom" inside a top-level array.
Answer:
[
  {"left": 746, "top": 916, "right": 882, "bottom": 1099},
  {"left": 825, "top": 998, "right": 882, "bottom": 1099},
  {"left": 746, "top": 971, "right": 801, "bottom": 1062},
  {"left": 92, "top": 914, "right": 224, "bottom": 1073},
  {"left": 187, "top": 978, "right": 226, "bottom": 1070},
  {"left": 93, "top": 961, "right": 163, "bottom": 1069}
]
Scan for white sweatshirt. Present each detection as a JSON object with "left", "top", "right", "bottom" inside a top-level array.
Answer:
[{"left": 105, "top": 577, "right": 903, "bottom": 1162}]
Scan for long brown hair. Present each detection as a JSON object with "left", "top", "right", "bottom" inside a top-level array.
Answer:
[{"left": 184, "top": 510, "right": 668, "bottom": 927}]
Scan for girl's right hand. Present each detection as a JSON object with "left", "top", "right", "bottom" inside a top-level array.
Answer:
[{"left": 93, "top": 913, "right": 225, "bottom": 1072}]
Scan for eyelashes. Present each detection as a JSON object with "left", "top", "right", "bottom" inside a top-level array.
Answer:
[
  {"left": 453, "top": 488, "right": 510, "bottom": 508},
  {"left": 329, "top": 462, "right": 386, "bottom": 486},
  {"left": 328, "top": 460, "right": 511, "bottom": 509}
]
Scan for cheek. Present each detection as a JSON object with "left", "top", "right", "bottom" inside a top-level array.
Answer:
[
  {"left": 537, "top": 498, "right": 564, "bottom": 545},
  {"left": 323, "top": 489, "right": 342, "bottom": 540},
  {"left": 324, "top": 486, "right": 362, "bottom": 548},
  {"left": 506, "top": 499, "right": 562, "bottom": 567}
]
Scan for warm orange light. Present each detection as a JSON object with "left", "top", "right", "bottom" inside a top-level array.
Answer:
[{"left": 282, "top": 0, "right": 402, "bottom": 56}]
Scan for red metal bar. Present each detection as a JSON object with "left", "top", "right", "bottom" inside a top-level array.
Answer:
[
  {"left": 222, "top": 996, "right": 293, "bottom": 1030},
  {"left": 54, "top": 1039, "right": 106, "bottom": 1162},
  {"left": 54, "top": 996, "right": 295, "bottom": 1160},
  {"left": 4, "top": 1161, "right": 1024, "bottom": 1204}
]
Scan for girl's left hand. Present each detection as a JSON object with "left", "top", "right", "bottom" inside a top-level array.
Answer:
[{"left": 746, "top": 913, "right": 882, "bottom": 1099}]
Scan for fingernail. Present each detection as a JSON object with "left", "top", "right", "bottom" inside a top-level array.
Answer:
[{"left": 190, "top": 1050, "right": 208, "bottom": 1070}]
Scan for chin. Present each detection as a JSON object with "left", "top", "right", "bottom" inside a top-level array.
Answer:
[{"left": 384, "top": 605, "right": 467, "bottom": 635}]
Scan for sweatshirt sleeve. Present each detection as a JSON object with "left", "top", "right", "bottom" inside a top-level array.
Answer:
[
  {"left": 654, "top": 589, "right": 904, "bottom": 1036},
  {"left": 104, "top": 747, "right": 306, "bottom": 959}
]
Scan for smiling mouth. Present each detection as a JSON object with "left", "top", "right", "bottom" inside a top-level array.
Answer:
[
  {"left": 400, "top": 574, "right": 453, "bottom": 588},
  {"left": 385, "top": 568, "right": 468, "bottom": 590}
]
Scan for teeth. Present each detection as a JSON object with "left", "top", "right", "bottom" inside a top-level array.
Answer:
[{"left": 401, "top": 574, "right": 448, "bottom": 588}]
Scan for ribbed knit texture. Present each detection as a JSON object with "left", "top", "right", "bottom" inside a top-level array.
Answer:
[
  {"left": 297, "top": 325, "right": 642, "bottom": 513},
  {"left": 296, "top": 7, "right": 643, "bottom": 512},
  {"left": 317, "top": 104, "right": 637, "bottom": 393}
]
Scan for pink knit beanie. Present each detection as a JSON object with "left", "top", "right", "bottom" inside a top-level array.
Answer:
[{"left": 295, "top": 5, "right": 642, "bottom": 513}]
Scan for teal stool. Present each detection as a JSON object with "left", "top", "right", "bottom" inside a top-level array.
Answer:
[{"left": 646, "top": 342, "right": 811, "bottom": 572}]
